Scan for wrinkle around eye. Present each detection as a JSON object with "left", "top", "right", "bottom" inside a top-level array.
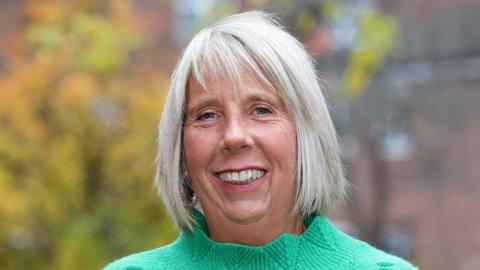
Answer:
[{"left": 184, "top": 110, "right": 223, "bottom": 128}]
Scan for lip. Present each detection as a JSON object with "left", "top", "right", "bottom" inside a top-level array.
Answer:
[
  {"left": 214, "top": 166, "right": 267, "bottom": 175},
  {"left": 213, "top": 168, "right": 269, "bottom": 191}
]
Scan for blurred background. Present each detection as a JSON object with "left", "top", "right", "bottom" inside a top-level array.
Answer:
[{"left": 0, "top": 0, "right": 479, "bottom": 269}]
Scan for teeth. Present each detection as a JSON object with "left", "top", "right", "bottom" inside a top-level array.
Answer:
[{"left": 218, "top": 169, "right": 265, "bottom": 183}]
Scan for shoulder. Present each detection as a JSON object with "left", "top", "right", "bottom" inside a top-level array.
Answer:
[
  {"left": 333, "top": 228, "right": 418, "bottom": 270},
  {"left": 302, "top": 216, "right": 419, "bottom": 269},
  {"left": 102, "top": 241, "right": 179, "bottom": 270},
  {"left": 353, "top": 247, "right": 418, "bottom": 270},
  {"left": 102, "top": 248, "right": 167, "bottom": 270}
]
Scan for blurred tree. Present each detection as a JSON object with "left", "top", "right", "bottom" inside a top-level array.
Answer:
[
  {"left": 343, "top": 10, "right": 397, "bottom": 97},
  {"left": 341, "top": 8, "right": 399, "bottom": 249},
  {"left": 322, "top": 1, "right": 400, "bottom": 249},
  {"left": 0, "top": 1, "right": 177, "bottom": 269}
]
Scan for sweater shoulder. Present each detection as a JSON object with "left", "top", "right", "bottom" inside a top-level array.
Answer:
[
  {"left": 333, "top": 230, "right": 418, "bottom": 270},
  {"left": 102, "top": 240, "right": 180, "bottom": 270},
  {"left": 354, "top": 248, "right": 418, "bottom": 270}
]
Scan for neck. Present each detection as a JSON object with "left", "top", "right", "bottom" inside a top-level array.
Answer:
[{"left": 205, "top": 213, "right": 305, "bottom": 246}]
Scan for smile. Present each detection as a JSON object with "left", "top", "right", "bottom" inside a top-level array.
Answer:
[{"left": 217, "top": 169, "right": 266, "bottom": 185}]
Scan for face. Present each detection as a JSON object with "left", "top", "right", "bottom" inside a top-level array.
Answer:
[{"left": 183, "top": 70, "right": 297, "bottom": 228}]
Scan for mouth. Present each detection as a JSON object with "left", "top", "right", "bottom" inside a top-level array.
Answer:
[{"left": 216, "top": 169, "right": 266, "bottom": 185}]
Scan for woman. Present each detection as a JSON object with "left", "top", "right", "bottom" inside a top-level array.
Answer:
[{"left": 105, "top": 11, "right": 418, "bottom": 269}]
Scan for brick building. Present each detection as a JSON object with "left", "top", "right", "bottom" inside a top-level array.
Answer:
[{"left": 322, "top": 1, "right": 480, "bottom": 269}]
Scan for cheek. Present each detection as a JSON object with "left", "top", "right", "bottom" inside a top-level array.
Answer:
[
  {"left": 277, "top": 131, "right": 297, "bottom": 171},
  {"left": 256, "top": 124, "right": 297, "bottom": 202},
  {"left": 264, "top": 121, "right": 296, "bottom": 150},
  {"left": 183, "top": 129, "right": 216, "bottom": 173},
  {"left": 255, "top": 123, "right": 297, "bottom": 168}
]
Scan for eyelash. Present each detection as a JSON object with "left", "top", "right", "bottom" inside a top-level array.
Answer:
[
  {"left": 194, "top": 105, "right": 273, "bottom": 122},
  {"left": 196, "top": 111, "right": 217, "bottom": 121},
  {"left": 253, "top": 106, "right": 272, "bottom": 116}
]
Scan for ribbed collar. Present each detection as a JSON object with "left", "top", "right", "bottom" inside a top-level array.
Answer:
[{"left": 177, "top": 210, "right": 339, "bottom": 269}]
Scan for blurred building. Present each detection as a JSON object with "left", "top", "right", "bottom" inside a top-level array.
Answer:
[
  {"left": 382, "top": 1, "right": 480, "bottom": 269},
  {"left": 315, "top": 1, "right": 480, "bottom": 269}
]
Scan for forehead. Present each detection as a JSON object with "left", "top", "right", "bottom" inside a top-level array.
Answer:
[{"left": 186, "top": 68, "right": 280, "bottom": 102}]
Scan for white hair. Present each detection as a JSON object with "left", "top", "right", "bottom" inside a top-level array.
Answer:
[{"left": 156, "top": 10, "right": 347, "bottom": 231}]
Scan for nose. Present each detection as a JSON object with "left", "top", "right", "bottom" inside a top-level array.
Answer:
[{"left": 221, "top": 115, "right": 253, "bottom": 153}]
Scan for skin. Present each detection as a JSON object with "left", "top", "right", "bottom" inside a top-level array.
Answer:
[{"left": 183, "top": 70, "right": 304, "bottom": 246}]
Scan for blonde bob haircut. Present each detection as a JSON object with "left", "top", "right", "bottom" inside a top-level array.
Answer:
[{"left": 156, "top": 10, "right": 346, "bottom": 231}]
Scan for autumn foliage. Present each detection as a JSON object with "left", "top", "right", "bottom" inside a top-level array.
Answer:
[{"left": 0, "top": 1, "right": 178, "bottom": 269}]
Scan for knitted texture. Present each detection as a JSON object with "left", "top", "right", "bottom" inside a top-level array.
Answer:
[{"left": 104, "top": 212, "right": 418, "bottom": 270}]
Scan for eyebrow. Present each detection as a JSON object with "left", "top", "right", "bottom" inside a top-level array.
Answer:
[
  {"left": 242, "top": 88, "right": 286, "bottom": 111},
  {"left": 244, "top": 92, "right": 279, "bottom": 104},
  {"left": 186, "top": 88, "right": 283, "bottom": 115},
  {"left": 186, "top": 97, "right": 218, "bottom": 115}
]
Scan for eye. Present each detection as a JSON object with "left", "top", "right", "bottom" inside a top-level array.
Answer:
[
  {"left": 197, "top": 111, "right": 217, "bottom": 121},
  {"left": 254, "top": 106, "right": 272, "bottom": 116}
]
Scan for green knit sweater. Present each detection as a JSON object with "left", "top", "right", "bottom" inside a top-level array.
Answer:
[{"left": 104, "top": 212, "right": 418, "bottom": 270}]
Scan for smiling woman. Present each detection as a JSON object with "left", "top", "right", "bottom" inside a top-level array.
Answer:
[
  {"left": 104, "top": 11, "right": 418, "bottom": 270},
  {"left": 184, "top": 71, "right": 299, "bottom": 245}
]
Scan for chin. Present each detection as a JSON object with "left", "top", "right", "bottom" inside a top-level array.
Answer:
[{"left": 220, "top": 200, "right": 271, "bottom": 225}]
